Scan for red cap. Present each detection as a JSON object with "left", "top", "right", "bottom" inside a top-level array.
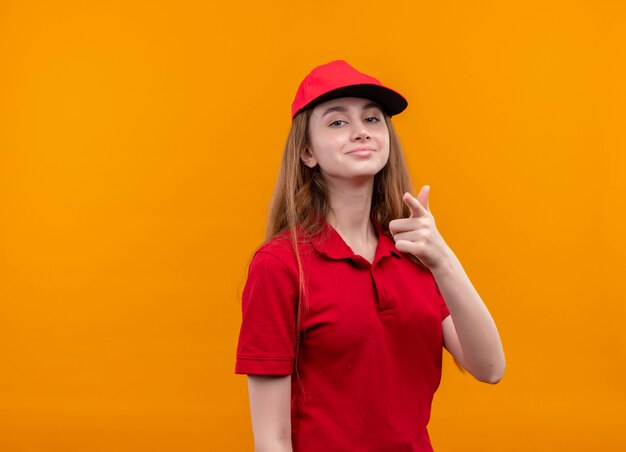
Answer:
[{"left": 291, "top": 60, "right": 408, "bottom": 120}]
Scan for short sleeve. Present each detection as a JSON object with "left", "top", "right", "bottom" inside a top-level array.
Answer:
[
  {"left": 235, "top": 250, "right": 298, "bottom": 375},
  {"left": 433, "top": 277, "right": 450, "bottom": 320}
]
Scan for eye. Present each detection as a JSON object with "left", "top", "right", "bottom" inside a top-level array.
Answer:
[
  {"left": 329, "top": 119, "right": 346, "bottom": 127},
  {"left": 365, "top": 116, "right": 381, "bottom": 123}
]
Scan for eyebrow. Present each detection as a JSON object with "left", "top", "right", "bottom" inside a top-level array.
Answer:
[{"left": 321, "top": 102, "right": 383, "bottom": 117}]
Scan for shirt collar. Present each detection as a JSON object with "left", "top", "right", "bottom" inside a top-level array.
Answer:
[{"left": 309, "top": 217, "right": 402, "bottom": 262}]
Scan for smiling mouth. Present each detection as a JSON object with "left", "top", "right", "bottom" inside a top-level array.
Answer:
[{"left": 346, "top": 148, "right": 375, "bottom": 155}]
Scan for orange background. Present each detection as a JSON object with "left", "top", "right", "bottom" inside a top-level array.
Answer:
[{"left": 1, "top": 1, "right": 625, "bottom": 450}]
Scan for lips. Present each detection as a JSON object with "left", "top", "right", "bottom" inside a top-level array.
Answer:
[{"left": 346, "top": 147, "right": 375, "bottom": 154}]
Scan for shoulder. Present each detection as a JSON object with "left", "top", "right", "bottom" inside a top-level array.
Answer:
[
  {"left": 247, "top": 230, "right": 302, "bottom": 274},
  {"left": 256, "top": 230, "right": 294, "bottom": 254},
  {"left": 253, "top": 231, "right": 295, "bottom": 261},
  {"left": 242, "top": 233, "right": 301, "bottom": 299},
  {"left": 254, "top": 227, "right": 318, "bottom": 261}
]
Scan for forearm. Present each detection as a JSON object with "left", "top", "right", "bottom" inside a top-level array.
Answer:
[
  {"left": 254, "top": 440, "right": 292, "bottom": 452},
  {"left": 431, "top": 250, "right": 505, "bottom": 382},
  {"left": 248, "top": 375, "right": 293, "bottom": 452}
]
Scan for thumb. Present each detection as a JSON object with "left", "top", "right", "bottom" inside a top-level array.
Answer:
[
  {"left": 417, "top": 185, "right": 431, "bottom": 213},
  {"left": 403, "top": 192, "right": 429, "bottom": 218}
]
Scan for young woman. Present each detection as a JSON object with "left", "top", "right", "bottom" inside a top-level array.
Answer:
[{"left": 235, "top": 60, "right": 505, "bottom": 452}]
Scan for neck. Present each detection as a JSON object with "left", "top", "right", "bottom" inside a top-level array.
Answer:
[{"left": 325, "top": 176, "right": 376, "bottom": 245}]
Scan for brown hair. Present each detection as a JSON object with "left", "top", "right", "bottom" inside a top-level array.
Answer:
[{"left": 263, "top": 107, "right": 463, "bottom": 386}]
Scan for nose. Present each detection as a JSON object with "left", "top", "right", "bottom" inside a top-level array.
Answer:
[{"left": 351, "top": 123, "right": 371, "bottom": 141}]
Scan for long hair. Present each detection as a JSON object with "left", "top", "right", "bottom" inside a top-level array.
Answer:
[{"left": 264, "top": 108, "right": 464, "bottom": 386}]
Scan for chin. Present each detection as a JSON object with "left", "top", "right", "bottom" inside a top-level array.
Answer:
[
  {"left": 352, "top": 165, "right": 387, "bottom": 178},
  {"left": 346, "top": 170, "right": 383, "bottom": 181}
]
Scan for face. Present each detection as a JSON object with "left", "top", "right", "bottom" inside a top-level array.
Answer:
[{"left": 302, "top": 97, "right": 390, "bottom": 182}]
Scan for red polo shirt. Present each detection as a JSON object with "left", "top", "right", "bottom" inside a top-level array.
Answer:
[{"left": 235, "top": 219, "right": 450, "bottom": 452}]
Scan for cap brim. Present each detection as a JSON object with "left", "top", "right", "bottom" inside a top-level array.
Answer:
[{"left": 294, "top": 84, "right": 408, "bottom": 119}]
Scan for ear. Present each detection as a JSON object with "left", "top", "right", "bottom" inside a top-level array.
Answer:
[{"left": 300, "top": 146, "right": 318, "bottom": 168}]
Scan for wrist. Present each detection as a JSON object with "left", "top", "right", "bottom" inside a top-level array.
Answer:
[{"left": 430, "top": 247, "right": 458, "bottom": 276}]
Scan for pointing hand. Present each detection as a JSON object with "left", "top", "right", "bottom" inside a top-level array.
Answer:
[{"left": 389, "top": 185, "right": 452, "bottom": 270}]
